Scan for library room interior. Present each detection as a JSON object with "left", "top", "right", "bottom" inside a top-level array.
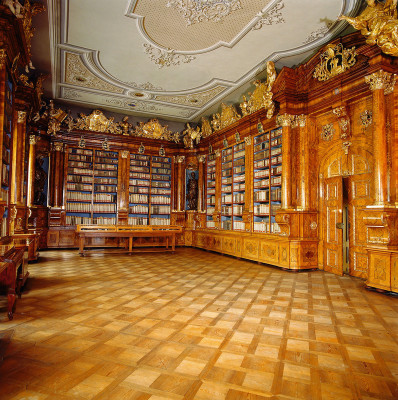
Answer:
[{"left": 1, "top": 0, "right": 398, "bottom": 399}]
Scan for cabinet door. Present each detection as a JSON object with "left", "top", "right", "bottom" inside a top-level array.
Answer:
[{"left": 324, "top": 177, "right": 343, "bottom": 276}]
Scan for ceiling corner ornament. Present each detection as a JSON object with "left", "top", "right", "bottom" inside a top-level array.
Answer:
[
  {"left": 365, "top": 70, "right": 397, "bottom": 94},
  {"left": 313, "top": 43, "right": 357, "bottom": 82},
  {"left": 143, "top": 44, "right": 195, "bottom": 68},
  {"left": 65, "top": 53, "right": 124, "bottom": 94},
  {"left": 252, "top": 0, "right": 285, "bottom": 30},
  {"left": 339, "top": 0, "right": 398, "bottom": 57},
  {"left": 239, "top": 61, "right": 276, "bottom": 119},
  {"left": 321, "top": 123, "right": 335, "bottom": 141},
  {"left": 166, "top": 0, "right": 242, "bottom": 26}
]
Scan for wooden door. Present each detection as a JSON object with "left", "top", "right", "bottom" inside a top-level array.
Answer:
[
  {"left": 347, "top": 173, "right": 373, "bottom": 278},
  {"left": 324, "top": 176, "right": 343, "bottom": 276}
]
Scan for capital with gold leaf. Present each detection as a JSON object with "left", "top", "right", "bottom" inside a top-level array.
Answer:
[{"left": 365, "top": 70, "right": 397, "bottom": 94}]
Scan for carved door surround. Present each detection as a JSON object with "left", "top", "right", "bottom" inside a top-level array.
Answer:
[{"left": 320, "top": 148, "right": 373, "bottom": 277}]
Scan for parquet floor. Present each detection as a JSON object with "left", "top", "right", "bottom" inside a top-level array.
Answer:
[{"left": 0, "top": 248, "right": 398, "bottom": 400}]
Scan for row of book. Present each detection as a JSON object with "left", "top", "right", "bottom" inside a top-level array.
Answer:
[
  {"left": 221, "top": 205, "right": 232, "bottom": 215},
  {"left": 130, "top": 160, "right": 149, "bottom": 167},
  {"left": 206, "top": 220, "right": 216, "bottom": 228},
  {"left": 150, "top": 188, "right": 171, "bottom": 195},
  {"left": 127, "top": 217, "right": 148, "bottom": 225},
  {"left": 69, "top": 149, "right": 92, "bottom": 156},
  {"left": 95, "top": 162, "right": 117, "bottom": 170},
  {"left": 234, "top": 158, "right": 245, "bottom": 167},
  {"left": 69, "top": 161, "right": 92, "bottom": 168},
  {"left": 129, "top": 194, "right": 148, "bottom": 203},
  {"left": 234, "top": 149, "right": 245, "bottom": 159},
  {"left": 130, "top": 166, "right": 150, "bottom": 173},
  {"left": 94, "top": 193, "right": 117, "bottom": 203},
  {"left": 234, "top": 166, "right": 245, "bottom": 174},
  {"left": 151, "top": 205, "right": 171, "bottom": 214},
  {"left": 68, "top": 167, "right": 92, "bottom": 175},
  {"left": 95, "top": 177, "right": 117, "bottom": 185},
  {"left": 95, "top": 184, "right": 117, "bottom": 193},
  {"left": 129, "top": 205, "right": 149, "bottom": 214},
  {"left": 207, "top": 188, "right": 215, "bottom": 195},
  {"left": 150, "top": 218, "right": 170, "bottom": 225},
  {"left": 152, "top": 174, "right": 170, "bottom": 181},
  {"left": 152, "top": 181, "right": 171, "bottom": 188},
  {"left": 66, "top": 192, "right": 91, "bottom": 202},
  {"left": 152, "top": 168, "right": 171, "bottom": 175},
  {"left": 233, "top": 221, "right": 245, "bottom": 230},
  {"left": 233, "top": 205, "right": 244, "bottom": 215},
  {"left": 206, "top": 207, "right": 215, "bottom": 214},
  {"left": 93, "top": 203, "right": 117, "bottom": 213},
  {"left": 68, "top": 154, "right": 92, "bottom": 162},
  {"left": 234, "top": 193, "right": 245, "bottom": 203},
  {"left": 254, "top": 203, "right": 281, "bottom": 215},
  {"left": 234, "top": 183, "right": 245, "bottom": 191},
  {"left": 151, "top": 195, "right": 171, "bottom": 204},
  {"left": 130, "top": 179, "right": 150, "bottom": 186},
  {"left": 68, "top": 175, "right": 93, "bottom": 183},
  {"left": 94, "top": 170, "right": 117, "bottom": 177}
]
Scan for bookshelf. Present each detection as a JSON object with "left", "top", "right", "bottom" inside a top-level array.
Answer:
[
  {"left": 1, "top": 72, "right": 12, "bottom": 236},
  {"left": 253, "top": 127, "right": 282, "bottom": 233},
  {"left": 93, "top": 150, "right": 118, "bottom": 225},
  {"left": 150, "top": 156, "right": 172, "bottom": 225},
  {"left": 206, "top": 153, "right": 216, "bottom": 228},
  {"left": 65, "top": 147, "right": 94, "bottom": 226},
  {"left": 129, "top": 153, "right": 150, "bottom": 225},
  {"left": 233, "top": 141, "right": 245, "bottom": 231},
  {"left": 221, "top": 146, "right": 233, "bottom": 230}
]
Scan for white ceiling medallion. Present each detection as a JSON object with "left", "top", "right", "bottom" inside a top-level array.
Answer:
[
  {"left": 166, "top": 0, "right": 242, "bottom": 26},
  {"left": 143, "top": 44, "right": 196, "bottom": 68}
]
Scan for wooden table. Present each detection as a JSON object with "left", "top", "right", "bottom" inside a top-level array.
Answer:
[{"left": 77, "top": 225, "right": 182, "bottom": 256}]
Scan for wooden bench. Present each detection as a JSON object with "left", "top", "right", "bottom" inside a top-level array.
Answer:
[{"left": 76, "top": 225, "right": 182, "bottom": 256}]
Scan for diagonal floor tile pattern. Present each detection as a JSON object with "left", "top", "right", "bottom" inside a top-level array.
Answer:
[{"left": 0, "top": 248, "right": 397, "bottom": 399}]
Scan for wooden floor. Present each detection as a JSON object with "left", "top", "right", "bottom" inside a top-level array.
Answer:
[{"left": 0, "top": 249, "right": 397, "bottom": 400}]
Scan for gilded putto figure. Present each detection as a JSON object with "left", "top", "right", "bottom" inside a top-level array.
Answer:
[{"left": 340, "top": 0, "right": 398, "bottom": 57}]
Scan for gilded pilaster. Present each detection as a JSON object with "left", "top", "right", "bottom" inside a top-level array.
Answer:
[
  {"left": 365, "top": 70, "right": 395, "bottom": 206},
  {"left": 197, "top": 155, "right": 206, "bottom": 212},
  {"left": 27, "top": 135, "right": 38, "bottom": 208},
  {"left": 277, "top": 113, "right": 294, "bottom": 209}
]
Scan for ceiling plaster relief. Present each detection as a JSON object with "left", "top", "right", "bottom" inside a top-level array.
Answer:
[
  {"left": 143, "top": 44, "right": 196, "bottom": 68},
  {"left": 52, "top": 0, "right": 361, "bottom": 121},
  {"left": 166, "top": 0, "right": 242, "bottom": 26},
  {"left": 252, "top": 0, "right": 285, "bottom": 30}
]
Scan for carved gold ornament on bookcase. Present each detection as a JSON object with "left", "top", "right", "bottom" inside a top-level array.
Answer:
[
  {"left": 313, "top": 43, "right": 357, "bottom": 81},
  {"left": 239, "top": 61, "right": 276, "bottom": 119},
  {"left": 340, "top": 0, "right": 398, "bottom": 57}
]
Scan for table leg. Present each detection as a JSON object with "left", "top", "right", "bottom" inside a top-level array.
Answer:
[
  {"left": 129, "top": 237, "right": 133, "bottom": 253},
  {"left": 79, "top": 235, "right": 85, "bottom": 256},
  {"left": 7, "top": 288, "right": 16, "bottom": 320},
  {"left": 172, "top": 234, "right": 176, "bottom": 253}
]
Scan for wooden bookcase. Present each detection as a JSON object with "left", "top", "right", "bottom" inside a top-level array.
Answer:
[
  {"left": 232, "top": 141, "right": 245, "bottom": 231},
  {"left": 253, "top": 127, "right": 282, "bottom": 233},
  {"left": 150, "top": 156, "right": 172, "bottom": 225},
  {"left": 129, "top": 153, "right": 150, "bottom": 225},
  {"left": 1, "top": 71, "right": 13, "bottom": 237},
  {"left": 206, "top": 153, "right": 216, "bottom": 228}
]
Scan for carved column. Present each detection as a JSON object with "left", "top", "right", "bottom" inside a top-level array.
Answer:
[
  {"left": 13, "top": 111, "right": 27, "bottom": 205},
  {"left": 197, "top": 155, "right": 206, "bottom": 212},
  {"left": 52, "top": 142, "right": 64, "bottom": 208},
  {"left": 177, "top": 155, "right": 185, "bottom": 211},
  {"left": 365, "top": 70, "right": 396, "bottom": 206},
  {"left": 297, "top": 115, "right": 309, "bottom": 210},
  {"left": 27, "top": 135, "right": 38, "bottom": 208},
  {"left": 0, "top": 51, "right": 7, "bottom": 204},
  {"left": 243, "top": 136, "right": 253, "bottom": 232},
  {"left": 277, "top": 113, "right": 294, "bottom": 209}
]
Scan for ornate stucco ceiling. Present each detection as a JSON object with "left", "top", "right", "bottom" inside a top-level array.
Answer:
[{"left": 33, "top": 0, "right": 361, "bottom": 122}]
